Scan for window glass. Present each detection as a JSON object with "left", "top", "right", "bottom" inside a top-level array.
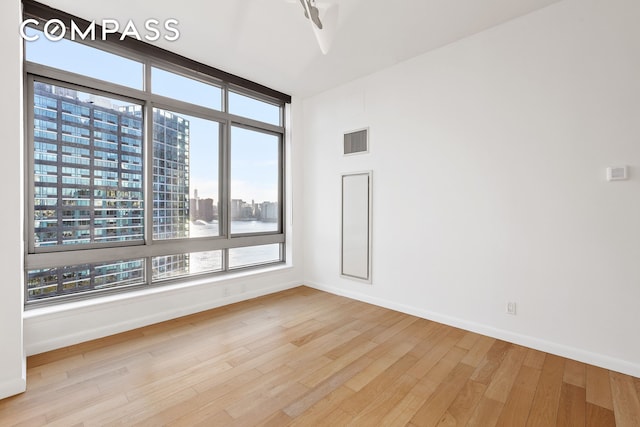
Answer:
[
  {"left": 152, "top": 108, "right": 220, "bottom": 240},
  {"left": 152, "top": 250, "right": 223, "bottom": 281},
  {"left": 230, "top": 126, "right": 280, "bottom": 234},
  {"left": 25, "top": 28, "right": 143, "bottom": 89},
  {"left": 229, "top": 244, "right": 281, "bottom": 268},
  {"left": 26, "top": 259, "right": 145, "bottom": 301},
  {"left": 229, "top": 91, "right": 280, "bottom": 125},
  {"left": 152, "top": 67, "right": 221, "bottom": 110},
  {"left": 33, "top": 81, "right": 144, "bottom": 248}
]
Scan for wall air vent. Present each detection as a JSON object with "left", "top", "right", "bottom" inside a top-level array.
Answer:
[{"left": 344, "top": 128, "right": 368, "bottom": 155}]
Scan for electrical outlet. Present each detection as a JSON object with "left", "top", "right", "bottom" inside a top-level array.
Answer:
[
  {"left": 506, "top": 301, "right": 517, "bottom": 315},
  {"left": 223, "top": 287, "right": 229, "bottom": 297}
]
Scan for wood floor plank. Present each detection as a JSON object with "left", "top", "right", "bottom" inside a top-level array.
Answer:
[
  {"left": 289, "top": 321, "right": 343, "bottom": 348},
  {"left": 406, "top": 329, "right": 466, "bottom": 380},
  {"left": 283, "top": 330, "right": 361, "bottom": 373},
  {"left": 252, "top": 410, "right": 292, "bottom": 427},
  {"left": 586, "top": 364, "right": 614, "bottom": 410},
  {"left": 483, "top": 345, "right": 527, "bottom": 403},
  {"left": 394, "top": 317, "right": 444, "bottom": 349},
  {"left": 371, "top": 315, "right": 419, "bottom": 344},
  {"left": 299, "top": 338, "right": 378, "bottom": 388},
  {"left": 163, "top": 369, "right": 264, "bottom": 426},
  {"left": 456, "top": 331, "right": 481, "bottom": 350},
  {"left": 323, "top": 322, "right": 383, "bottom": 359},
  {"left": 283, "top": 351, "right": 375, "bottom": 418},
  {"left": 345, "top": 373, "right": 418, "bottom": 425},
  {"left": 494, "top": 365, "right": 542, "bottom": 427},
  {"left": 470, "top": 340, "right": 511, "bottom": 385},
  {"left": 191, "top": 343, "right": 298, "bottom": 394},
  {"left": 225, "top": 381, "right": 309, "bottom": 426},
  {"left": 0, "top": 382, "right": 102, "bottom": 424},
  {"left": 409, "top": 362, "right": 475, "bottom": 426},
  {"left": 563, "top": 359, "right": 586, "bottom": 388},
  {"left": 586, "top": 402, "right": 616, "bottom": 427},
  {"left": 21, "top": 370, "right": 68, "bottom": 392},
  {"left": 287, "top": 386, "right": 355, "bottom": 427},
  {"left": 7, "top": 413, "right": 48, "bottom": 427},
  {"left": 420, "top": 346, "right": 468, "bottom": 389},
  {"left": 187, "top": 409, "right": 235, "bottom": 427},
  {"left": 47, "top": 394, "right": 129, "bottom": 427},
  {"left": 525, "top": 354, "right": 565, "bottom": 427},
  {"left": 375, "top": 379, "right": 439, "bottom": 426},
  {"left": 343, "top": 341, "right": 415, "bottom": 392},
  {"left": 523, "top": 348, "right": 546, "bottom": 370},
  {"left": 1, "top": 287, "right": 638, "bottom": 427},
  {"left": 462, "top": 335, "right": 497, "bottom": 368},
  {"left": 322, "top": 408, "right": 355, "bottom": 426},
  {"left": 208, "top": 365, "right": 299, "bottom": 419},
  {"left": 556, "top": 382, "right": 586, "bottom": 427},
  {"left": 466, "top": 396, "right": 504, "bottom": 427},
  {"left": 339, "top": 352, "right": 420, "bottom": 417},
  {"left": 104, "top": 386, "right": 199, "bottom": 426},
  {"left": 141, "top": 366, "right": 278, "bottom": 426},
  {"left": 125, "top": 358, "right": 233, "bottom": 403},
  {"left": 434, "top": 379, "right": 486, "bottom": 427},
  {"left": 610, "top": 370, "right": 640, "bottom": 427}
]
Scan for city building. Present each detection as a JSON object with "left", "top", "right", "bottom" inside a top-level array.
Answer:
[
  {"left": 28, "top": 83, "right": 191, "bottom": 298},
  {"left": 259, "top": 201, "right": 278, "bottom": 222},
  {"left": 190, "top": 190, "right": 217, "bottom": 222},
  {"left": 150, "top": 108, "right": 190, "bottom": 240},
  {"left": 33, "top": 82, "right": 145, "bottom": 247},
  {"left": 29, "top": 83, "right": 146, "bottom": 297}
]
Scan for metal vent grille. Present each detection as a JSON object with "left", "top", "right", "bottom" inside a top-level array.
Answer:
[{"left": 344, "top": 129, "right": 368, "bottom": 155}]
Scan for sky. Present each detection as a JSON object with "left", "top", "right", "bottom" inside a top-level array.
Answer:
[{"left": 25, "top": 27, "right": 280, "bottom": 204}]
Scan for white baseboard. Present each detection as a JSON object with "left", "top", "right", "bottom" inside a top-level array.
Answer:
[
  {"left": 305, "top": 281, "right": 640, "bottom": 378},
  {"left": 25, "top": 280, "right": 300, "bottom": 356}
]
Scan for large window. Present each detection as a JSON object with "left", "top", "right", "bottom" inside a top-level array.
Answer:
[{"left": 23, "top": 2, "right": 289, "bottom": 306}]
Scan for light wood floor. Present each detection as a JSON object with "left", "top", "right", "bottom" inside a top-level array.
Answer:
[{"left": 1, "top": 287, "right": 639, "bottom": 426}]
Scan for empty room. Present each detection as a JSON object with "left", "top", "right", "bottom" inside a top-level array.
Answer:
[{"left": 1, "top": 0, "right": 639, "bottom": 425}]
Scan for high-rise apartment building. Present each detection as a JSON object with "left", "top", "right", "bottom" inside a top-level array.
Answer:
[
  {"left": 28, "top": 83, "right": 191, "bottom": 299},
  {"left": 33, "top": 82, "right": 144, "bottom": 247}
]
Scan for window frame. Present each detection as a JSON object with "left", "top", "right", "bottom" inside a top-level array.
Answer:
[{"left": 23, "top": 1, "right": 289, "bottom": 307}]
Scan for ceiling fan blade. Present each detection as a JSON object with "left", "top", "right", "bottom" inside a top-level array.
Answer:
[
  {"left": 296, "top": 0, "right": 338, "bottom": 55},
  {"left": 309, "top": 2, "right": 338, "bottom": 54},
  {"left": 299, "top": 0, "right": 323, "bottom": 30},
  {"left": 299, "top": 0, "right": 309, "bottom": 19}
]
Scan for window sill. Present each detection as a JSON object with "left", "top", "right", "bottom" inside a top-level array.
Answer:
[{"left": 24, "top": 262, "right": 294, "bottom": 320}]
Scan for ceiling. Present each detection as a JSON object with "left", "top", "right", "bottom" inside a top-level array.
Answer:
[{"left": 39, "top": 0, "right": 561, "bottom": 98}]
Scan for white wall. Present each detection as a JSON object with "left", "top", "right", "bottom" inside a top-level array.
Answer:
[
  {"left": 0, "top": 0, "right": 26, "bottom": 400},
  {"left": 303, "top": 0, "right": 640, "bottom": 377}
]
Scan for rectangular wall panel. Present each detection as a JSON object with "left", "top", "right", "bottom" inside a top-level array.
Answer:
[{"left": 341, "top": 171, "right": 372, "bottom": 282}]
